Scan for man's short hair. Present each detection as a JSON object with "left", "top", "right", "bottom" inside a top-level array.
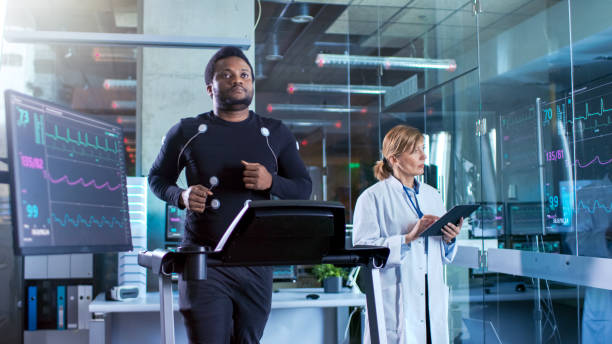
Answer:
[{"left": 205, "top": 46, "right": 254, "bottom": 85}]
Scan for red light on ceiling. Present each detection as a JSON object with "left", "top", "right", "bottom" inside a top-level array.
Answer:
[
  {"left": 447, "top": 61, "right": 457, "bottom": 72},
  {"left": 267, "top": 104, "right": 274, "bottom": 113},
  {"left": 116, "top": 116, "right": 123, "bottom": 123},
  {"left": 111, "top": 101, "right": 118, "bottom": 109},
  {"left": 129, "top": 153, "right": 134, "bottom": 158},
  {"left": 335, "top": 121, "right": 342, "bottom": 129},
  {"left": 360, "top": 107, "right": 367, "bottom": 114},
  {"left": 427, "top": 108, "right": 433, "bottom": 115},
  {"left": 124, "top": 138, "right": 128, "bottom": 144},
  {"left": 316, "top": 58, "right": 325, "bottom": 67},
  {"left": 287, "top": 84, "right": 295, "bottom": 94},
  {"left": 103, "top": 80, "right": 110, "bottom": 90},
  {"left": 93, "top": 48, "right": 101, "bottom": 61},
  {"left": 301, "top": 139, "right": 308, "bottom": 146},
  {"left": 384, "top": 61, "right": 391, "bottom": 70}
]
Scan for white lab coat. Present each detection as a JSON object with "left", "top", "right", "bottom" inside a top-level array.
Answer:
[{"left": 353, "top": 176, "right": 457, "bottom": 344}]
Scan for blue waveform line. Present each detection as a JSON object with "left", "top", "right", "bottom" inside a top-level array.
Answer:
[
  {"left": 51, "top": 213, "right": 124, "bottom": 228},
  {"left": 578, "top": 200, "right": 612, "bottom": 213}
]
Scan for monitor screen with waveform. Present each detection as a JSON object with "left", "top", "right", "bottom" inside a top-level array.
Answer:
[{"left": 5, "top": 90, "right": 133, "bottom": 255}]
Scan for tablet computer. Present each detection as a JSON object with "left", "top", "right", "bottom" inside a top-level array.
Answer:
[{"left": 420, "top": 204, "right": 480, "bottom": 237}]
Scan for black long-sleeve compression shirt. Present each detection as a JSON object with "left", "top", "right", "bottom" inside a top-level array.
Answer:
[{"left": 148, "top": 111, "right": 312, "bottom": 247}]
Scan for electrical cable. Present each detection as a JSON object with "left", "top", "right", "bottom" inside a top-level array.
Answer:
[
  {"left": 342, "top": 306, "right": 361, "bottom": 343},
  {"left": 254, "top": 0, "right": 262, "bottom": 31}
]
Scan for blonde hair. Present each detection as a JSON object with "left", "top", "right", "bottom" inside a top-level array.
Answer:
[{"left": 373, "top": 125, "right": 423, "bottom": 181}]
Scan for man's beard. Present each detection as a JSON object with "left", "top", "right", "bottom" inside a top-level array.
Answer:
[{"left": 216, "top": 87, "right": 253, "bottom": 111}]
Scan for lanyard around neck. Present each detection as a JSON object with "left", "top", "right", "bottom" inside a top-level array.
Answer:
[{"left": 403, "top": 186, "right": 423, "bottom": 219}]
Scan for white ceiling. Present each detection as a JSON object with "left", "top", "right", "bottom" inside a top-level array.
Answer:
[{"left": 323, "top": 0, "right": 544, "bottom": 55}]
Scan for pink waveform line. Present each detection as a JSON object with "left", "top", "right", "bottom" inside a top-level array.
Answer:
[
  {"left": 43, "top": 171, "right": 121, "bottom": 191},
  {"left": 575, "top": 155, "right": 612, "bottom": 168}
]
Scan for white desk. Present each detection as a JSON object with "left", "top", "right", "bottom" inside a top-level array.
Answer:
[{"left": 89, "top": 288, "right": 365, "bottom": 344}]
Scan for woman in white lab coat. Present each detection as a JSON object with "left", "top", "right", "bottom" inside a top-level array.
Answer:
[{"left": 353, "top": 125, "right": 462, "bottom": 344}]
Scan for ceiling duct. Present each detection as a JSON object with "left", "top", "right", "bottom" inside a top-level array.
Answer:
[
  {"left": 291, "top": 3, "right": 313, "bottom": 23},
  {"left": 265, "top": 33, "right": 283, "bottom": 61}
]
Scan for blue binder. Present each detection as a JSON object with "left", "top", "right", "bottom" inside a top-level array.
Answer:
[
  {"left": 57, "top": 286, "right": 65, "bottom": 330},
  {"left": 27, "top": 286, "right": 37, "bottom": 330}
]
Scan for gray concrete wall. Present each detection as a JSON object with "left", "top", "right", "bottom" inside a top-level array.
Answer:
[
  {"left": 140, "top": 1, "right": 254, "bottom": 291},
  {"left": 141, "top": 0, "right": 255, "bottom": 174}
]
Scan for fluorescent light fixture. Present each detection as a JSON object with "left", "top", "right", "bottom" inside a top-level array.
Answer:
[
  {"left": 111, "top": 100, "right": 137, "bottom": 110},
  {"left": 315, "top": 54, "right": 457, "bottom": 72},
  {"left": 283, "top": 119, "right": 340, "bottom": 128},
  {"left": 103, "top": 79, "right": 137, "bottom": 90},
  {"left": 267, "top": 103, "right": 367, "bottom": 114},
  {"left": 93, "top": 47, "right": 136, "bottom": 62},
  {"left": 287, "top": 83, "right": 390, "bottom": 95}
]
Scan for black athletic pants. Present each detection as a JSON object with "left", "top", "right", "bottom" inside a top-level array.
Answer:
[{"left": 178, "top": 266, "right": 273, "bottom": 344}]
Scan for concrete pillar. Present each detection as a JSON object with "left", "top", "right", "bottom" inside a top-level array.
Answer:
[{"left": 139, "top": 1, "right": 254, "bottom": 284}]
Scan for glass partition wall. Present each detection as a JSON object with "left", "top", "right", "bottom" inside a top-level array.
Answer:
[{"left": 256, "top": 0, "right": 611, "bottom": 343}]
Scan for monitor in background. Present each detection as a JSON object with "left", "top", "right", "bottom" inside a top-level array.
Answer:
[
  {"left": 165, "top": 204, "right": 185, "bottom": 241},
  {"left": 5, "top": 90, "right": 132, "bottom": 255},
  {"left": 507, "top": 202, "right": 543, "bottom": 235},
  {"left": 272, "top": 266, "right": 297, "bottom": 282}
]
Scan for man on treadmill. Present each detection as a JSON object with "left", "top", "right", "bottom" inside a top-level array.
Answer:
[{"left": 148, "top": 46, "right": 312, "bottom": 343}]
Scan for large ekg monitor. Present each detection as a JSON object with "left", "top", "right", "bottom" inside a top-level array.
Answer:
[{"left": 5, "top": 90, "right": 132, "bottom": 255}]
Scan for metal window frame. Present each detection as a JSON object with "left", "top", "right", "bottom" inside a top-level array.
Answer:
[
  {"left": 3, "top": 30, "right": 250, "bottom": 49},
  {"left": 451, "top": 246, "right": 612, "bottom": 291}
]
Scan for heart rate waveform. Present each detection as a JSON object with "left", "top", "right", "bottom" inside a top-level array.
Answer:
[
  {"left": 576, "top": 155, "right": 612, "bottom": 168},
  {"left": 43, "top": 170, "right": 122, "bottom": 191},
  {"left": 45, "top": 124, "right": 119, "bottom": 154},
  {"left": 543, "top": 151, "right": 612, "bottom": 169},
  {"left": 51, "top": 213, "right": 125, "bottom": 228},
  {"left": 571, "top": 84, "right": 612, "bottom": 141},
  {"left": 578, "top": 200, "right": 612, "bottom": 214},
  {"left": 45, "top": 156, "right": 125, "bottom": 207},
  {"left": 574, "top": 97, "right": 612, "bottom": 127}
]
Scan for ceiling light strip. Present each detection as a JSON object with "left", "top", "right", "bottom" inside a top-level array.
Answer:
[
  {"left": 287, "top": 83, "right": 390, "bottom": 95},
  {"left": 316, "top": 53, "right": 456, "bottom": 72},
  {"left": 267, "top": 103, "right": 367, "bottom": 114},
  {"left": 104, "top": 79, "right": 137, "bottom": 90}
]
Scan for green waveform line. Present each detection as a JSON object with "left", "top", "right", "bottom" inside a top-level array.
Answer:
[
  {"left": 571, "top": 97, "right": 612, "bottom": 124},
  {"left": 45, "top": 125, "right": 119, "bottom": 154}
]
